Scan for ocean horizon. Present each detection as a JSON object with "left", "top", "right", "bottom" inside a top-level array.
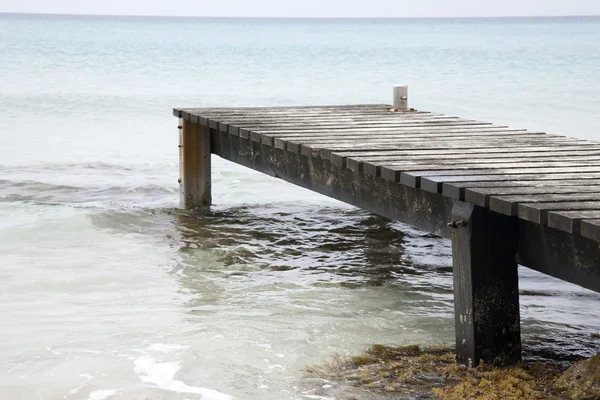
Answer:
[{"left": 2, "top": 12, "right": 600, "bottom": 19}]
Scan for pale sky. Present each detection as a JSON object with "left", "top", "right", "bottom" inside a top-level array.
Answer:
[{"left": 1, "top": 0, "right": 600, "bottom": 18}]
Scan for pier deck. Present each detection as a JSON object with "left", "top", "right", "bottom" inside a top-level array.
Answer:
[{"left": 173, "top": 103, "right": 600, "bottom": 367}]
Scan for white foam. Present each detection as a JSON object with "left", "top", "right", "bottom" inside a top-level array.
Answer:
[
  {"left": 148, "top": 343, "right": 187, "bottom": 353},
  {"left": 88, "top": 390, "right": 118, "bottom": 400},
  {"left": 46, "top": 347, "right": 62, "bottom": 355},
  {"left": 81, "top": 350, "right": 102, "bottom": 354},
  {"left": 134, "top": 357, "right": 232, "bottom": 400}
]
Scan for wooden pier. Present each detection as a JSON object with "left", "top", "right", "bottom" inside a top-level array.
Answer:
[{"left": 174, "top": 91, "right": 600, "bottom": 368}]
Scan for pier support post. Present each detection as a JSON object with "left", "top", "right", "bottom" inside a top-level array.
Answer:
[
  {"left": 179, "top": 119, "right": 211, "bottom": 208},
  {"left": 450, "top": 203, "right": 521, "bottom": 367}
]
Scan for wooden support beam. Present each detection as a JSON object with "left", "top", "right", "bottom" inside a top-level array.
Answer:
[
  {"left": 180, "top": 120, "right": 211, "bottom": 208},
  {"left": 451, "top": 203, "right": 521, "bottom": 367}
]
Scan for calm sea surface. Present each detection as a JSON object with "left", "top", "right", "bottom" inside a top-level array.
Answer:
[{"left": 1, "top": 14, "right": 600, "bottom": 400}]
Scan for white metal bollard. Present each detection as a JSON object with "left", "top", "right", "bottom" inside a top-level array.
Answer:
[{"left": 393, "top": 85, "right": 408, "bottom": 110}]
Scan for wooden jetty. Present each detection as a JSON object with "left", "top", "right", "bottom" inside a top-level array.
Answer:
[{"left": 173, "top": 87, "right": 600, "bottom": 368}]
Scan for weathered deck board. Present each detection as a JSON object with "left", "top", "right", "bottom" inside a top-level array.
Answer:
[
  {"left": 343, "top": 151, "right": 600, "bottom": 171},
  {"left": 581, "top": 219, "right": 600, "bottom": 242},
  {"left": 399, "top": 167, "right": 600, "bottom": 188},
  {"left": 519, "top": 202, "right": 600, "bottom": 224},
  {"left": 301, "top": 139, "right": 594, "bottom": 160},
  {"left": 437, "top": 178, "right": 600, "bottom": 199},
  {"left": 332, "top": 146, "right": 600, "bottom": 167},
  {"left": 373, "top": 160, "right": 600, "bottom": 181},
  {"left": 465, "top": 186, "right": 600, "bottom": 208},
  {"left": 547, "top": 210, "right": 600, "bottom": 234},
  {"left": 491, "top": 193, "right": 600, "bottom": 216},
  {"left": 253, "top": 126, "right": 518, "bottom": 142}
]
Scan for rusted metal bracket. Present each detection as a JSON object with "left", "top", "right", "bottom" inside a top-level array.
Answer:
[{"left": 448, "top": 220, "right": 468, "bottom": 229}]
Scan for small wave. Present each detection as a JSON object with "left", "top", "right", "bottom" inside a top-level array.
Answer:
[
  {"left": 87, "top": 208, "right": 177, "bottom": 236},
  {"left": 0, "top": 179, "right": 176, "bottom": 206},
  {"left": 6, "top": 180, "right": 80, "bottom": 191},
  {"left": 87, "top": 390, "right": 119, "bottom": 400},
  {"left": 0, "top": 161, "right": 135, "bottom": 172}
]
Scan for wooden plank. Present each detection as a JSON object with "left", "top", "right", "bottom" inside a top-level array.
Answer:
[
  {"left": 330, "top": 146, "right": 600, "bottom": 166},
  {"left": 581, "top": 219, "right": 600, "bottom": 242},
  {"left": 213, "top": 112, "right": 437, "bottom": 127},
  {"left": 244, "top": 123, "right": 509, "bottom": 139},
  {"left": 435, "top": 178, "right": 600, "bottom": 199},
  {"left": 219, "top": 114, "right": 452, "bottom": 123},
  {"left": 385, "top": 164, "right": 600, "bottom": 185},
  {"left": 272, "top": 128, "right": 531, "bottom": 148},
  {"left": 490, "top": 193, "right": 600, "bottom": 216},
  {"left": 369, "top": 144, "right": 594, "bottom": 168},
  {"left": 212, "top": 110, "right": 445, "bottom": 118},
  {"left": 465, "top": 186, "right": 600, "bottom": 208},
  {"left": 422, "top": 174, "right": 600, "bottom": 197},
  {"left": 262, "top": 125, "right": 518, "bottom": 135},
  {"left": 519, "top": 202, "right": 600, "bottom": 224},
  {"left": 174, "top": 104, "right": 392, "bottom": 117},
  {"left": 177, "top": 104, "right": 389, "bottom": 110},
  {"left": 313, "top": 135, "right": 584, "bottom": 148},
  {"left": 547, "top": 210, "right": 600, "bottom": 234},
  {"left": 266, "top": 128, "right": 529, "bottom": 143},
  {"left": 215, "top": 113, "right": 455, "bottom": 124},
  {"left": 184, "top": 107, "right": 433, "bottom": 123},
  {"left": 273, "top": 131, "right": 540, "bottom": 149},
  {"left": 182, "top": 107, "right": 425, "bottom": 123},
  {"left": 399, "top": 166, "right": 600, "bottom": 188},
  {"left": 344, "top": 150, "right": 600, "bottom": 170},
  {"left": 224, "top": 116, "right": 461, "bottom": 134},
  {"left": 265, "top": 127, "right": 527, "bottom": 141},
  {"left": 336, "top": 148, "right": 600, "bottom": 169},
  {"left": 219, "top": 114, "right": 460, "bottom": 131},
  {"left": 257, "top": 128, "right": 525, "bottom": 142},
  {"left": 228, "top": 118, "right": 487, "bottom": 129},
  {"left": 364, "top": 155, "right": 600, "bottom": 177},
  {"left": 184, "top": 105, "right": 395, "bottom": 113},
  {"left": 301, "top": 139, "right": 595, "bottom": 160}
]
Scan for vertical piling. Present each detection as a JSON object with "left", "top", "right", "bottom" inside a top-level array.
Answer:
[
  {"left": 451, "top": 202, "right": 521, "bottom": 367},
  {"left": 179, "top": 119, "right": 211, "bottom": 208}
]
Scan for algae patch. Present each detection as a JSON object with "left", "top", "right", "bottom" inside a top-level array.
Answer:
[
  {"left": 555, "top": 354, "right": 600, "bottom": 400},
  {"left": 305, "top": 344, "right": 600, "bottom": 399}
]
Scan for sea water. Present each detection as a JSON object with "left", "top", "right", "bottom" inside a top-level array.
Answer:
[{"left": 1, "top": 14, "right": 600, "bottom": 400}]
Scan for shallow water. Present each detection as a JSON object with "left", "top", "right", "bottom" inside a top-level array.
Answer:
[{"left": 1, "top": 14, "right": 600, "bottom": 400}]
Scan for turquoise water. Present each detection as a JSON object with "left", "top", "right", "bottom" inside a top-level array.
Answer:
[{"left": 1, "top": 13, "right": 600, "bottom": 400}]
